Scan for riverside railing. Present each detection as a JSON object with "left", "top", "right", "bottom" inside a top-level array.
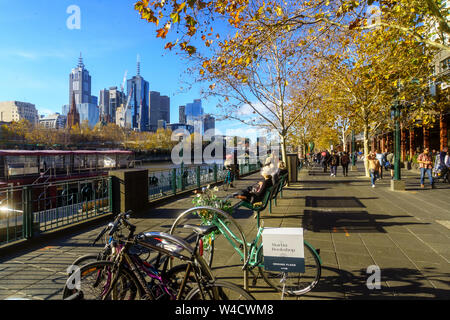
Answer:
[
  {"left": 148, "top": 162, "right": 262, "bottom": 199},
  {"left": 0, "top": 163, "right": 262, "bottom": 247},
  {"left": 0, "top": 176, "right": 112, "bottom": 246}
]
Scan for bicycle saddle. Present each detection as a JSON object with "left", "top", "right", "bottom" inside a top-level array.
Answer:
[{"left": 183, "top": 224, "right": 218, "bottom": 236}]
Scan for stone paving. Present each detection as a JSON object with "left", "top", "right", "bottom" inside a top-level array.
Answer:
[{"left": 0, "top": 162, "right": 449, "bottom": 300}]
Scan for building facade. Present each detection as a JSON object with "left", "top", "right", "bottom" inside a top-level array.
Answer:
[
  {"left": 99, "top": 86, "right": 126, "bottom": 123},
  {"left": 39, "top": 113, "right": 67, "bottom": 129},
  {"left": 185, "top": 99, "right": 204, "bottom": 134},
  {"left": 127, "top": 60, "right": 149, "bottom": 131},
  {"left": 167, "top": 123, "right": 194, "bottom": 134},
  {"left": 65, "top": 54, "right": 99, "bottom": 128},
  {"left": 0, "top": 101, "right": 39, "bottom": 124},
  {"left": 203, "top": 114, "right": 216, "bottom": 135},
  {"left": 179, "top": 105, "right": 186, "bottom": 124},
  {"left": 149, "top": 91, "right": 171, "bottom": 131}
]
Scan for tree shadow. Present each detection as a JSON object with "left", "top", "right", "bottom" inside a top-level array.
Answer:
[
  {"left": 302, "top": 210, "right": 429, "bottom": 234},
  {"left": 305, "top": 196, "right": 366, "bottom": 208}
]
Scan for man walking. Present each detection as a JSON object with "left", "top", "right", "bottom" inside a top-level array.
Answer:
[
  {"left": 418, "top": 148, "right": 434, "bottom": 189},
  {"left": 368, "top": 152, "right": 380, "bottom": 188},
  {"left": 341, "top": 151, "right": 350, "bottom": 177},
  {"left": 329, "top": 151, "right": 339, "bottom": 177}
]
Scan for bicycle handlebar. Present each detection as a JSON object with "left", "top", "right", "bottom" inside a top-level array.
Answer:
[{"left": 108, "top": 210, "right": 134, "bottom": 236}]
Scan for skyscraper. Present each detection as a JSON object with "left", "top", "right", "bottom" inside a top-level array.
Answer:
[
  {"left": 64, "top": 54, "right": 99, "bottom": 127},
  {"left": 203, "top": 114, "right": 215, "bottom": 135},
  {"left": 185, "top": 99, "right": 204, "bottom": 134},
  {"left": 149, "top": 91, "right": 170, "bottom": 131},
  {"left": 99, "top": 86, "right": 126, "bottom": 123},
  {"left": 69, "top": 53, "right": 92, "bottom": 105},
  {"left": 179, "top": 105, "right": 186, "bottom": 124},
  {"left": 127, "top": 56, "right": 149, "bottom": 131}
]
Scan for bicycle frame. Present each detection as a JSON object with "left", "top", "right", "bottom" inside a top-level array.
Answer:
[{"left": 171, "top": 206, "right": 322, "bottom": 290}]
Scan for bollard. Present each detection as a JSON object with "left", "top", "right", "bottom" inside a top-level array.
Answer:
[{"left": 213, "top": 164, "right": 218, "bottom": 183}]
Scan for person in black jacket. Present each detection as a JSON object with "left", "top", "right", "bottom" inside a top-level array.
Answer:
[
  {"left": 329, "top": 151, "right": 340, "bottom": 177},
  {"left": 235, "top": 167, "right": 273, "bottom": 204}
]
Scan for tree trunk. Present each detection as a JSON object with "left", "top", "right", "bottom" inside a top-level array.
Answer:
[
  {"left": 409, "top": 127, "right": 415, "bottom": 159},
  {"left": 401, "top": 124, "right": 407, "bottom": 162},
  {"left": 363, "top": 125, "right": 370, "bottom": 177},
  {"left": 440, "top": 111, "right": 448, "bottom": 150}
]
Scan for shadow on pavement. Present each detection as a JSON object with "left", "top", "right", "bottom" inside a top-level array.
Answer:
[{"left": 301, "top": 210, "right": 429, "bottom": 234}]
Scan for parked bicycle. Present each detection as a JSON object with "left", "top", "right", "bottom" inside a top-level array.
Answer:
[
  {"left": 170, "top": 206, "right": 322, "bottom": 296},
  {"left": 63, "top": 211, "right": 254, "bottom": 300}
]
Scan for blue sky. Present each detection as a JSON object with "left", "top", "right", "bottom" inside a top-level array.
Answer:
[{"left": 0, "top": 0, "right": 242, "bottom": 133}]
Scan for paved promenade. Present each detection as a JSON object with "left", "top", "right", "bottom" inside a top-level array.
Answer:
[{"left": 0, "top": 161, "right": 449, "bottom": 300}]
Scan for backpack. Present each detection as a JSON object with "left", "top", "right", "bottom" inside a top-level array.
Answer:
[{"left": 331, "top": 156, "right": 337, "bottom": 166}]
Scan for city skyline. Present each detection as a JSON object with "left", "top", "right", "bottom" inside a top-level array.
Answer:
[{"left": 0, "top": 1, "right": 243, "bottom": 135}]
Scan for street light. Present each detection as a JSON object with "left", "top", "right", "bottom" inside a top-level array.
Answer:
[{"left": 389, "top": 78, "right": 417, "bottom": 191}]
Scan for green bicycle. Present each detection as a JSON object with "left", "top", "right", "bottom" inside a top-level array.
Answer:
[{"left": 169, "top": 205, "right": 322, "bottom": 296}]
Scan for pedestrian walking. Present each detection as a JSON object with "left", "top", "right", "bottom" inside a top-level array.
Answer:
[
  {"left": 417, "top": 148, "right": 434, "bottom": 189},
  {"left": 385, "top": 150, "right": 395, "bottom": 179},
  {"left": 321, "top": 150, "right": 329, "bottom": 173},
  {"left": 375, "top": 150, "right": 385, "bottom": 179},
  {"left": 368, "top": 152, "right": 380, "bottom": 188},
  {"left": 329, "top": 151, "right": 339, "bottom": 177},
  {"left": 341, "top": 151, "right": 350, "bottom": 177}
]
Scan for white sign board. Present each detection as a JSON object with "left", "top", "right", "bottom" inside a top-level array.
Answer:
[{"left": 262, "top": 227, "right": 305, "bottom": 273}]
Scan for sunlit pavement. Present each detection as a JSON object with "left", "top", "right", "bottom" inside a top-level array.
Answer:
[{"left": 0, "top": 162, "right": 449, "bottom": 300}]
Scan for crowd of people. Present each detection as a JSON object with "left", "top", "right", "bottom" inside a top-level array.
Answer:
[{"left": 308, "top": 150, "right": 356, "bottom": 177}]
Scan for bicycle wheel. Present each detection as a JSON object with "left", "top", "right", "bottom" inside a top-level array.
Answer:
[
  {"left": 164, "top": 264, "right": 199, "bottom": 300},
  {"left": 185, "top": 280, "right": 255, "bottom": 300},
  {"left": 69, "top": 254, "right": 103, "bottom": 271},
  {"left": 62, "top": 261, "right": 143, "bottom": 300},
  {"left": 169, "top": 210, "right": 216, "bottom": 268},
  {"left": 170, "top": 207, "right": 247, "bottom": 271},
  {"left": 258, "top": 241, "right": 321, "bottom": 296}
]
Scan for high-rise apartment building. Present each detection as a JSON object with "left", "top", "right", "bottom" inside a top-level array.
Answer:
[{"left": 0, "top": 101, "right": 39, "bottom": 124}]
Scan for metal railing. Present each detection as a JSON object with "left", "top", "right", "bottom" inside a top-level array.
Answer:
[
  {"left": 0, "top": 176, "right": 112, "bottom": 246},
  {"left": 147, "top": 163, "right": 262, "bottom": 199},
  {"left": 0, "top": 163, "right": 262, "bottom": 247}
]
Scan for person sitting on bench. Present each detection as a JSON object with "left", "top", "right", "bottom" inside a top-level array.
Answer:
[
  {"left": 278, "top": 161, "right": 288, "bottom": 177},
  {"left": 234, "top": 166, "right": 273, "bottom": 204}
]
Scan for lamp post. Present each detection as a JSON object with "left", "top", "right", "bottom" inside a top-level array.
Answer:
[
  {"left": 390, "top": 81, "right": 406, "bottom": 191},
  {"left": 351, "top": 129, "right": 356, "bottom": 166}
]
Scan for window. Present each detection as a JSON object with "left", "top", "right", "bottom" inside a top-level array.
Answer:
[{"left": 441, "top": 58, "right": 450, "bottom": 72}]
